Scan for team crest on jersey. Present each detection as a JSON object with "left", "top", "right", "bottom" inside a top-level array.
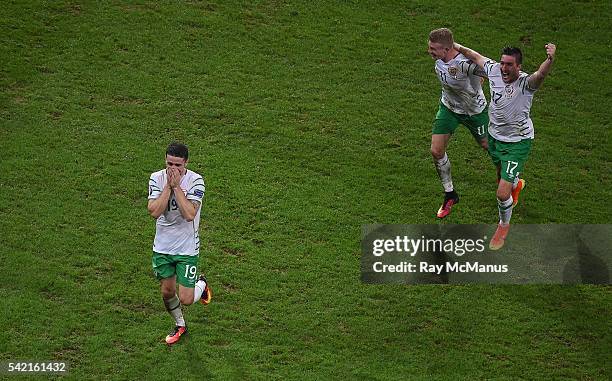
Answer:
[
  {"left": 448, "top": 66, "right": 458, "bottom": 78},
  {"left": 505, "top": 84, "right": 514, "bottom": 96}
]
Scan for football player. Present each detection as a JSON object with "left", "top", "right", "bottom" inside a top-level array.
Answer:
[
  {"left": 147, "top": 142, "right": 212, "bottom": 344},
  {"left": 454, "top": 42, "right": 556, "bottom": 249},
  {"left": 428, "top": 28, "right": 490, "bottom": 218}
]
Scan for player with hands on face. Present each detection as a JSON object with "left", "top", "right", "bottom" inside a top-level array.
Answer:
[{"left": 147, "top": 142, "right": 211, "bottom": 345}]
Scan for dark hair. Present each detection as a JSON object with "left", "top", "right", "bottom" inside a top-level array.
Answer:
[
  {"left": 502, "top": 46, "right": 523, "bottom": 64},
  {"left": 166, "top": 142, "right": 189, "bottom": 160}
]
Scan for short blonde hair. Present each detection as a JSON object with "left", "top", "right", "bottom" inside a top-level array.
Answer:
[{"left": 429, "top": 28, "right": 454, "bottom": 48}]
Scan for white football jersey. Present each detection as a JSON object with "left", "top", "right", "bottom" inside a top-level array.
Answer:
[
  {"left": 434, "top": 53, "right": 487, "bottom": 115},
  {"left": 484, "top": 61, "right": 537, "bottom": 142},
  {"left": 148, "top": 169, "right": 205, "bottom": 256}
]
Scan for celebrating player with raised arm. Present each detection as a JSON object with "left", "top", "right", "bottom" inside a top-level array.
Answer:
[
  {"left": 427, "top": 28, "right": 489, "bottom": 218},
  {"left": 147, "top": 142, "right": 212, "bottom": 345},
  {"left": 454, "top": 42, "right": 556, "bottom": 249}
]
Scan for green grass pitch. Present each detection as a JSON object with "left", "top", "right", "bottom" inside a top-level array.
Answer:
[{"left": 1, "top": 1, "right": 610, "bottom": 379}]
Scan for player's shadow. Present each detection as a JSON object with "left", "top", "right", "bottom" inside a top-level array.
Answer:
[{"left": 560, "top": 225, "right": 609, "bottom": 284}]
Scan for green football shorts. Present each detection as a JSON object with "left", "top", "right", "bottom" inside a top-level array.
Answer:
[
  {"left": 152, "top": 252, "right": 200, "bottom": 288},
  {"left": 487, "top": 135, "right": 533, "bottom": 182},
  {"left": 432, "top": 103, "right": 488, "bottom": 141}
]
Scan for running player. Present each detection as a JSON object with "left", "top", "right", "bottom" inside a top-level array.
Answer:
[
  {"left": 428, "top": 28, "right": 489, "bottom": 218},
  {"left": 454, "top": 42, "right": 557, "bottom": 249},
  {"left": 147, "top": 142, "right": 212, "bottom": 344}
]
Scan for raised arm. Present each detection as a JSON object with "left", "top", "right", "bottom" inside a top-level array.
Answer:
[
  {"left": 454, "top": 42, "right": 488, "bottom": 70},
  {"left": 527, "top": 43, "right": 556, "bottom": 90}
]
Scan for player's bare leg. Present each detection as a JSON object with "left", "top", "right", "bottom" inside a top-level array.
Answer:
[
  {"left": 431, "top": 134, "right": 459, "bottom": 218},
  {"left": 160, "top": 276, "right": 187, "bottom": 345},
  {"left": 490, "top": 180, "right": 513, "bottom": 250},
  {"left": 178, "top": 275, "right": 211, "bottom": 306},
  {"left": 478, "top": 137, "right": 488, "bottom": 151},
  {"left": 496, "top": 163, "right": 526, "bottom": 207}
]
